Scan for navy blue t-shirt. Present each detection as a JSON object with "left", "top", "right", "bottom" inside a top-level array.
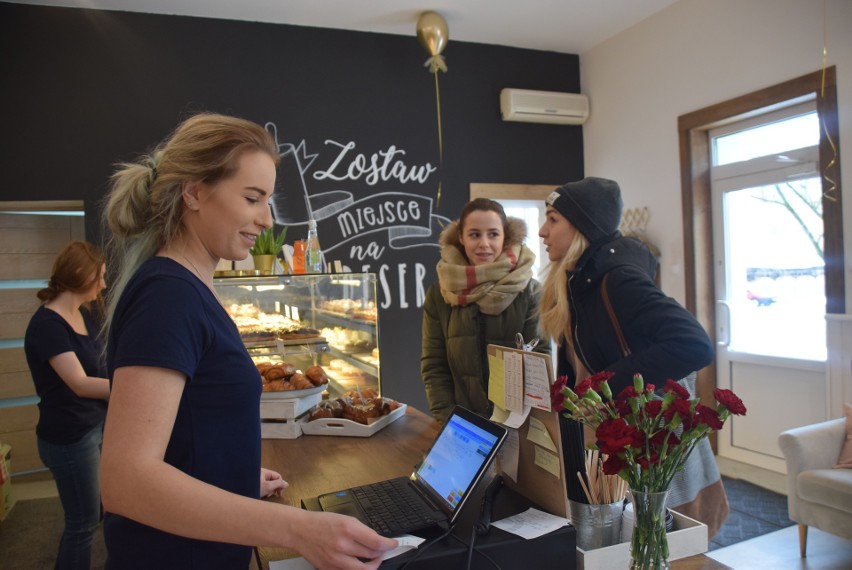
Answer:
[
  {"left": 24, "top": 305, "right": 107, "bottom": 444},
  {"left": 105, "top": 257, "right": 262, "bottom": 569}
]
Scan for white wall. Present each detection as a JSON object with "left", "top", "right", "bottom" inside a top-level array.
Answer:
[{"left": 581, "top": 0, "right": 852, "bottom": 305}]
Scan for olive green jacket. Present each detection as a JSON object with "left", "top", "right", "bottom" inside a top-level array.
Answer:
[
  {"left": 421, "top": 281, "right": 547, "bottom": 424},
  {"left": 420, "top": 218, "right": 549, "bottom": 425}
]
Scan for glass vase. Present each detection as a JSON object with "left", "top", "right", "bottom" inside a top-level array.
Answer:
[{"left": 628, "top": 489, "right": 670, "bottom": 570}]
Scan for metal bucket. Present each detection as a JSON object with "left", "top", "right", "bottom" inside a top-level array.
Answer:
[{"left": 569, "top": 499, "right": 624, "bottom": 551}]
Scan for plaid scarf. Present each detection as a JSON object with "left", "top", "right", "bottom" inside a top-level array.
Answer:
[{"left": 437, "top": 242, "right": 535, "bottom": 315}]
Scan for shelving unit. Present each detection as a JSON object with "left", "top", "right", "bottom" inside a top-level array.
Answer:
[
  {"left": 244, "top": 337, "right": 331, "bottom": 361},
  {"left": 213, "top": 273, "right": 381, "bottom": 399}
]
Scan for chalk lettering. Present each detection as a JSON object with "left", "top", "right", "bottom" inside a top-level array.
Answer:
[
  {"left": 415, "top": 263, "right": 427, "bottom": 306},
  {"left": 369, "top": 262, "right": 428, "bottom": 310},
  {"left": 314, "top": 140, "right": 437, "bottom": 185},
  {"left": 349, "top": 241, "right": 386, "bottom": 261},
  {"left": 379, "top": 265, "right": 391, "bottom": 309},
  {"left": 336, "top": 199, "right": 422, "bottom": 239},
  {"left": 398, "top": 264, "right": 408, "bottom": 309}
]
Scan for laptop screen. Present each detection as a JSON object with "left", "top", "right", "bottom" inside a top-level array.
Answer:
[{"left": 413, "top": 409, "right": 504, "bottom": 514}]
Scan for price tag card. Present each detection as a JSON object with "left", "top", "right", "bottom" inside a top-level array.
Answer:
[
  {"left": 523, "top": 354, "right": 552, "bottom": 411},
  {"left": 503, "top": 350, "right": 524, "bottom": 414}
]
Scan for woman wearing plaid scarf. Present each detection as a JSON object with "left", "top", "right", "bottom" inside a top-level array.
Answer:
[{"left": 421, "top": 198, "right": 549, "bottom": 425}]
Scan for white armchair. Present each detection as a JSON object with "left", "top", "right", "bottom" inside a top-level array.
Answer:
[{"left": 778, "top": 418, "right": 852, "bottom": 557}]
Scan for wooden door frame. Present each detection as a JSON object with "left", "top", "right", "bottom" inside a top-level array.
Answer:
[
  {"left": 678, "top": 68, "right": 844, "bottom": 387},
  {"left": 469, "top": 183, "right": 557, "bottom": 202}
]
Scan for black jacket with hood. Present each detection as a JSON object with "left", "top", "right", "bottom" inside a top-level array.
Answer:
[
  {"left": 558, "top": 233, "right": 714, "bottom": 395},
  {"left": 557, "top": 233, "right": 715, "bottom": 503}
]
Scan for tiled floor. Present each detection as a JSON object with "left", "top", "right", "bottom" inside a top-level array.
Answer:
[
  {"left": 711, "top": 477, "right": 793, "bottom": 550},
  {"left": 9, "top": 477, "right": 57, "bottom": 503},
  {"left": 708, "top": 525, "right": 852, "bottom": 569}
]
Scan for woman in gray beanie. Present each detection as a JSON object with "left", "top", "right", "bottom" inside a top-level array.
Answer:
[{"left": 537, "top": 177, "right": 728, "bottom": 537}]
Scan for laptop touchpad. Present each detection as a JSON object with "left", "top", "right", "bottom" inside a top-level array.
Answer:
[{"left": 319, "top": 490, "right": 354, "bottom": 507}]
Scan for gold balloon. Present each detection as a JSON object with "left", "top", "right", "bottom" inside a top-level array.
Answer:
[{"left": 416, "top": 11, "right": 448, "bottom": 57}]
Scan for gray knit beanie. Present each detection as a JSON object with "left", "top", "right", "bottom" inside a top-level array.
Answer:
[{"left": 545, "top": 177, "right": 623, "bottom": 243}]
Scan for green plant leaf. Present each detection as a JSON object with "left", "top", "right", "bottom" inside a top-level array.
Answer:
[{"left": 249, "top": 226, "right": 288, "bottom": 256}]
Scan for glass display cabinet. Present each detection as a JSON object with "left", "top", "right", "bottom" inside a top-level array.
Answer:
[{"left": 213, "top": 273, "right": 380, "bottom": 398}]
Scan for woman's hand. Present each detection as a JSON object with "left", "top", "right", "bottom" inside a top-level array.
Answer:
[
  {"left": 294, "top": 511, "right": 398, "bottom": 570},
  {"left": 260, "top": 467, "right": 288, "bottom": 498}
]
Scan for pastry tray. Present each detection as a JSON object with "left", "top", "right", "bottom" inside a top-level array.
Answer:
[
  {"left": 260, "top": 383, "right": 327, "bottom": 400},
  {"left": 301, "top": 403, "right": 407, "bottom": 437},
  {"left": 245, "top": 336, "right": 326, "bottom": 349}
]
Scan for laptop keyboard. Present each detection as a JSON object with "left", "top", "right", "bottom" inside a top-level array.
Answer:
[{"left": 352, "top": 479, "right": 444, "bottom": 536}]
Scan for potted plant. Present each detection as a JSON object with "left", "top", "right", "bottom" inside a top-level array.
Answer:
[{"left": 249, "top": 226, "right": 287, "bottom": 274}]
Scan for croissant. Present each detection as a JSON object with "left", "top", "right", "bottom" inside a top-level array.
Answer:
[
  {"left": 264, "top": 365, "right": 287, "bottom": 381},
  {"left": 264, "top": 380, "right": 287, "bottom": 392},
  {"left": 289, "top": 373, "right": 313, "bottom": 390},
  {"left": 305, "top": 365, "right": 328, "bottom": 386}
]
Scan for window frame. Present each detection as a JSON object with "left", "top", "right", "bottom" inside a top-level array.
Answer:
[{"left": 678, "top": 68, "right": 843, "bottom": 336}]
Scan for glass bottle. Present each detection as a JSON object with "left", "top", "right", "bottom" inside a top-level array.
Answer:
[{"left": 306, "top": 219, "right": 323, "bottom": 273}]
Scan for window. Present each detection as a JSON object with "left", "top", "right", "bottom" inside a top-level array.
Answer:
[{"left": 709, "top": 103, "right": 825, "bottom": 360}]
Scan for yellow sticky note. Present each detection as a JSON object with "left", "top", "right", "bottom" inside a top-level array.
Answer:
[
  {"left": 488, "top": 352, "right": 505, "bottom": 410},
  {"left": 526, "top": 416, "right": 558, "bottom": 452},
  {"left": 489, "top": 406, "right": 510, "bottom": 425},
  {"left": 534, "top": 446, "right": 561, "bottom": 478}
]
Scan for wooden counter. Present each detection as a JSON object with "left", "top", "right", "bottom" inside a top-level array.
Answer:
[{"left": 257, "top": 407, "right": 730, "bottom": 569}]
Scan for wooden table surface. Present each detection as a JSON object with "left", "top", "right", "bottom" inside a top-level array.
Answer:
[{"left": 257, "top": 406, "right": 731, "bottom": 569}]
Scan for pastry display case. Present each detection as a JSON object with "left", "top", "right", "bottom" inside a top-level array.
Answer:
[{"left": 213, "top": 273, "right": 380, "bottom": 399}]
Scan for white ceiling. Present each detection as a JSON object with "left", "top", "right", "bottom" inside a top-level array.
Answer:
[{"left": 14, "top": 0, "right": 679, "bottom": 54}]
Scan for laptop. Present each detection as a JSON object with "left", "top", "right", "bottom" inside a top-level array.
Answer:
[{"left": 309, "top": 406, "right": 508, "bottom": 536}]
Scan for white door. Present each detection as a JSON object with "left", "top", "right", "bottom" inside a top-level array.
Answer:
[{"left": 711, "top": 102, "right": 827, "bottom": 473}]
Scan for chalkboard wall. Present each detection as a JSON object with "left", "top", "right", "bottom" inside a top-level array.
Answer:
[{"left": 0, "top": 2, "right": 583, "bottom": 414}]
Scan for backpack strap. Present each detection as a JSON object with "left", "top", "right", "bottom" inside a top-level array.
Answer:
[{"left": 601, "top": 273, "right": 631, "bottom": 358}]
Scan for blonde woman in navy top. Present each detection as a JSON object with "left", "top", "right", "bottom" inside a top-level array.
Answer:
[{"left": 100, "top": 113, "right": 397, "bottom": 569}]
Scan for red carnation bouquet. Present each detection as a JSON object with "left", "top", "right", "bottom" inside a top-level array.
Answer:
[{"left": 553, "top": 371, "right": 747, "bottom": 493}]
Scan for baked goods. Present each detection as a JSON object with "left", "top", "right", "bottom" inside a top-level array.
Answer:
[
  {"left": 288, "top": 372, "right": 312, "bottom": 390},
  {"left": 351, "top": 305, "right": 377, "bottom": 322},
  {"left": 304, "top": 365, "right": 329, "bottom": 386},
  {"left": 227, "top": 303, "right": 260, "bottom": 318},
  {"left": 319, "top": 299, "right": 377, "bottom": 322},
  {"left": 257, "top": 361, "right": 328, "bottom": 392},
  {"left": 263, "top": 365, "right": 288, "bottom": 381},
  {"left": 226, "top": 305, "right": 320, "bottom": 342},
  {"left": 308, "top": 399, "right": 344, "bottom": 421},
  {"left": 265, "top": 380, "right": 289, "bottom": 392},
  {"left": 320, "top": 326, "right": 373, "bottom": 352},
  {"left": 306, "top": 388, "right": 400, "bottom": 425},
  {"left": 320, "top": 299, "right": 362, "bottom": 314},
  {"left": 346, "top": 387, "right": 379, "bottom": 403},
  {"left": 342, "top": 402, "right": 383, "bottom": 423}
]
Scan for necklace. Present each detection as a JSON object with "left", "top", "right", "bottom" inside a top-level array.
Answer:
[{"left": 180, "top": 252, "right": 224, "bottom": 306}]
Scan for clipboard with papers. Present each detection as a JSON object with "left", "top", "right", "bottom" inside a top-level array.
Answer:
[{"left": 486, "top": 344, "right": 570, "bottom": 519}]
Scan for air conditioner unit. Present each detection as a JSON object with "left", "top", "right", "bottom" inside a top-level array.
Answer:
[{"left": 500, "top": 88, "right": 589, "bottom": 125}]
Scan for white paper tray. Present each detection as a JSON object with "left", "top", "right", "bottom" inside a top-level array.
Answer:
[
  {"left": 301, "top": 403, "right": 406, "bottom": 437},
  {"left": 576, "top": 509, "right": 708, "bottom": 570}
]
